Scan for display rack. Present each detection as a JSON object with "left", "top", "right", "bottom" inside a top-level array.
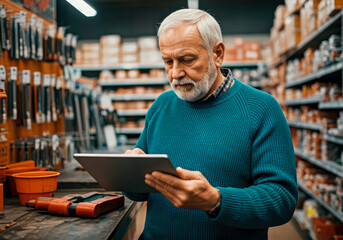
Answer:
[
  {"left": 287, "top": 120, "right": 322, "bottom": 131},
  {"left": 75, "top": 60, "right": 265, "bottom": 142},
  {"left": 267, "top": 4, "right": 343, "bottom": 231},
  {"left": 298, "top": 180, "right": 343, "bottom": 223}
]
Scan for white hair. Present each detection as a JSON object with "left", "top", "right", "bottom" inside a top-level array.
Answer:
[{"left": 157, "top": 9, "right": 223, "bottom": 54}]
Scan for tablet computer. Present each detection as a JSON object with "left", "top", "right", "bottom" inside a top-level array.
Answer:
[{"left": 73, "top": 153, "right": 178, "bottom": 193}]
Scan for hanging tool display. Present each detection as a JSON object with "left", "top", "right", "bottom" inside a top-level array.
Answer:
[
  {"left": 8, "top": 67, "right": 17, "bottom": 120},
  {"left": 0, "top": 66, "right": 7, "bottom": 124},
  {"left": 26, "top": 192, "right": 125, "bottom": 218},
  {"left": 50, "top": 74, "right": 57, "bottom": 122},
  {"left": 21, "top": 70, "right": 32, "bottom": 129},
  {"left": 33, "top": 71, "right": 42, "bottom": 123},
  {"left": 0, "top": 6, "right": 10, "bottom": 51}
]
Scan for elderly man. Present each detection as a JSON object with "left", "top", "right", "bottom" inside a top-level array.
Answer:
[{"left": 125, "top": 8, "right": 297, "bottom": 240}]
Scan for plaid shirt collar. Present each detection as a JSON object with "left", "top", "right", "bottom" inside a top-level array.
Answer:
[{"left": 202, "top": 68, "right": 234, "bottom": 101}]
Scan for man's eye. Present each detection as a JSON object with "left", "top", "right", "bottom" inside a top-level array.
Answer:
[
  {"left": 164, "top": 60, "right": 173, "bottom": 65},
  {"left": 182, "top": 58, "right": 193, "bottom": 63}
]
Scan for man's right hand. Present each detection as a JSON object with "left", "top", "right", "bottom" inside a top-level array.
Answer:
[{"left": 124, "top": 148, "right": 145, "bottom": 154}]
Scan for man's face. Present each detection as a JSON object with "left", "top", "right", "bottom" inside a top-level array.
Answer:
[{"left": 159, "top": 24, "right": 218, "bottom": 102}]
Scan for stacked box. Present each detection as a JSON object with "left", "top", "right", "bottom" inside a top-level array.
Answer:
[
  {"left": 285, "top": 15, "right": 301, "bottom": 50},
  {"left": 100, "top": 35, "right": 121, "bottom": 65},
  {"left": 327, "top": 0, "right": 343, "bottom": 16},
  {"left": 285, "top": 0, "right": 300, "bottom": 14},
  {"left": 121, "top": 42, "right": 139, "bottom": 63},
  {"left": 318, "top": 0, "right": 329, "bottom": 27},
  {"left": 82, "top": 43, "right": 100, "bottom": 65},
  {"left": 274, "top": 5, "right": 287, "bottom": 30},
  {"left": 243, "top": 42, "right": 260, "bottom": 61},
  {"left": 138, "top": 36, "right": 160, "bottom": 63}
]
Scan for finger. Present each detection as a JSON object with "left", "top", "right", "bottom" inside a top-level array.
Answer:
[
  {"left": 176, "top": 167, "right": 202, "bottom": 180},
  {"left": 124, "top": 149, "right": 132, "bottom": 154},
  {"left": 150, "top": 171, "right": 185, "bottom": 190},
  {"left": 145, "top": 177, "right": 180, "bottom": 202},
  {"left": 132, "top": 148, "right": 145, "bottom": 154}
]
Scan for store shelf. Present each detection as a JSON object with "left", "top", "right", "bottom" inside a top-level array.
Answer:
[
  {"left": 76, "top": 61, "right": 264, "bottom": 71},
  {"left": 293, "top": 210, "right": 316, "bottom": 240},
  {"left": 222, "top": 61, "right": 263, "bottom": 68},
  {"left": 249, "top": 82, "right": 263, "bottom": 88},
  {"left": 117, "top": 109, "right": 148, "bottom": 117},
  {"left": 285, "top": 62, "right": 343, "bottom": 88},
  {"left": 298, "top": 180, "right": 343, "bottom": 223},
  {"left": 294, "top": 148, "right": 343, "bottom": 178},
  {"left": 74, "top": 63, "right": 165, "bottom": 71},
  {"left": 117, "top": 128, "right": 144, "bottom": 135},
  {"left": 99, "top": 78, "right": 169, "bottom": 87},
  {"left": 287, "top": 121, "right": 322, "bottom": 131},
  {"left": 110, "top": 93, "right": 161, "bottom": 101},
  {"left": 323, "top": 134, "right": 343, "bottom": 146},
  {"left": 271, "top": 10, "right": 342, "bottom": 68},
  {"left": 284, "top": 96, "right": 324, "bottom": 106},
  {"left": 319, "top": 101, "right": 343, "bottom": 110}
]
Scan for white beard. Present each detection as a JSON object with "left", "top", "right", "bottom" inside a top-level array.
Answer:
[{"left": 171, "top": 59, "right": 218, "bottom": 102}]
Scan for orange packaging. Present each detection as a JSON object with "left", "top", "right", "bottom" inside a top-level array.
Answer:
[
  {"left": 0, "top": 183, "right": 3, "bottom": 211},
  {"left": 243, "top": 42, "right": 260, "bottom": 61},
  {"left": 327, "top": 0, "right": 343, "bottom": 16},
  {"left": 307, "top": 13, "right": 318, "bottom": 35},
  {"left": 274, "top": 5, "right": 287, "bottom": 30}
]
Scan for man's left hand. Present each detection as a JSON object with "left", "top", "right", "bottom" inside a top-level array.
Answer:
[{"left": 145, "top": 167, "right": 220, "bottom": 211}]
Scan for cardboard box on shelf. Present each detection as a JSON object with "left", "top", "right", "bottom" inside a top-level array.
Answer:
[
  {"left": 285, "top": 0, "right": 300, "bottom": 14},
  {"left": 285, "top": 15, "right": 301, "bottom": 49},
  {"left": 82, "top": 43, "right": 100, "bottom": 65},
  {"left": 327, "top": 0, "right": 343, "bottom": 16},
  {"left": 274, "top": 5, "right": 287, "bottom": 30},
  {"left": 121, "top": 42, "right": 139, "bottom": 63},
  {"left": 100, "top": 35, "right": 121, "bottom": 47}
]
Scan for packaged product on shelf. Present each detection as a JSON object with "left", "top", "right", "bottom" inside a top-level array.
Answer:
[
  {"left": 318, "top": 0, "right": 329, "bottom": 27},
  {"left": 149, "top": 69, "right": 165, "bottom": 78},
  {"left": 134, "top": 86, "right": 146, "bottom": 94},
  {"left": 243, "top": 42, "right": 260, "bottom": 61},
  {"left": 99, "top": 70, "right": 114, "bottom": 81},
  {"left": 115, "top": 70, "right": 127, "bottom": 79},
  {"left": 327, "top": 0, "right": 343, "bottom": 16},
  {"left": 121, "top": 42, "right": 139, "bottom": 63},
  {"left": 285, "top": 0, "right": 300, "bottom": 14},
  {"left": 100, "top": 35, "right": 121, "bottom": 65},
  {"left": 285, "top": 15, "right": 301, "bottom": 50},
  {"left": 135, "top": 101, "right": 147, "bottom": 109},
  {"left": 329, "top": 34, "right": 342, "bottom": 62},
  {"left": 127, "top": 70, "right": 140, "bottom": 79},
  {"left": 138, "top": 36, "right": 160, "bottom": 63},
  {"left": 75, "top": 49, "right": 83, "bottom": 65},
  {"left": 113, "top": 101, "right": 127, "bottom": 110},
  {"left": 274, "top": 5, "right": 287, "bottom": 30},
  {"left": 82, "top": 43, "right": 100, "bottom": 65},
  {"left": 312, "top": 217, "right": 343, "bottom": 240}
]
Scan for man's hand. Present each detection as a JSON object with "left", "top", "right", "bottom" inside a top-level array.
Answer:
[
  {"left": 124, "top": 148, "right": 145, "bottom": 155},
  {"left": 145, "top": 167, "right": 220, "bottom": 211}
]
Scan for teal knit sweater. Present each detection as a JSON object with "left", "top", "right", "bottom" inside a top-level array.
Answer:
[{"left": 125, "top": 79, "right": 298, "bottom": 240}]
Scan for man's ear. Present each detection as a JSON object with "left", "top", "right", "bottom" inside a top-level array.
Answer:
[{"left": 212, "top": 42, "right": 225, "bottom": 68}]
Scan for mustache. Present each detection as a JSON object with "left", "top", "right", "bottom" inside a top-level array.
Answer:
[{"left": 171, "top": 78, "right": 195, "bottom": 87}]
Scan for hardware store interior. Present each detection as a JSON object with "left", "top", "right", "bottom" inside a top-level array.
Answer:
[{"left": 0, "top": 0, "right": 342, "bottom": 239}]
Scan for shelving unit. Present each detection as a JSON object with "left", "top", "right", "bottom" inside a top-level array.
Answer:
[
  {"left": 298, "top": 180, "right": 343, "bottom": 223},
  {"left": 284, "top": 96, "right": 324, "bottom": 106},
  {"left": 294, "top": 148, "right": 343, "bottom": 178},
  {"left": 287, "top": 121, "right": 322, "bottom": 131},
  {"left": 267, "top": 4, "right": 343, "bottom": 234},
  {"left": 285, "top": 61, "right": 343, "bottom": 88},
  {"left": 75, "top": 60, "right": 265, "bottom": 142}
]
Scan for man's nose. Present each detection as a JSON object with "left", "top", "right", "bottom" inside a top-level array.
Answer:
[{"left": 171, "top": 62, "right": 186, "bottom": 80}]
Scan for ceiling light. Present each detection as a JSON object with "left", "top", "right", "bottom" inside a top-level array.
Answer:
[
  {"left": 66, "top": 0, "right": 97, "bottom": 17},
  {"left": 188, "top": 0, "right": 199, "bottom": 9}
]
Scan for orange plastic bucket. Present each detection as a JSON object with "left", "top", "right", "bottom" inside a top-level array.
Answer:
[
  {"left": 13, "top": 171, "right": 60, "bottom": 206},
  {"left": 7, "top": 160, "right": 35, "bottom": 169},
  {"left": 6, "top": 167, "right": 47, "bottom": 197}
]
